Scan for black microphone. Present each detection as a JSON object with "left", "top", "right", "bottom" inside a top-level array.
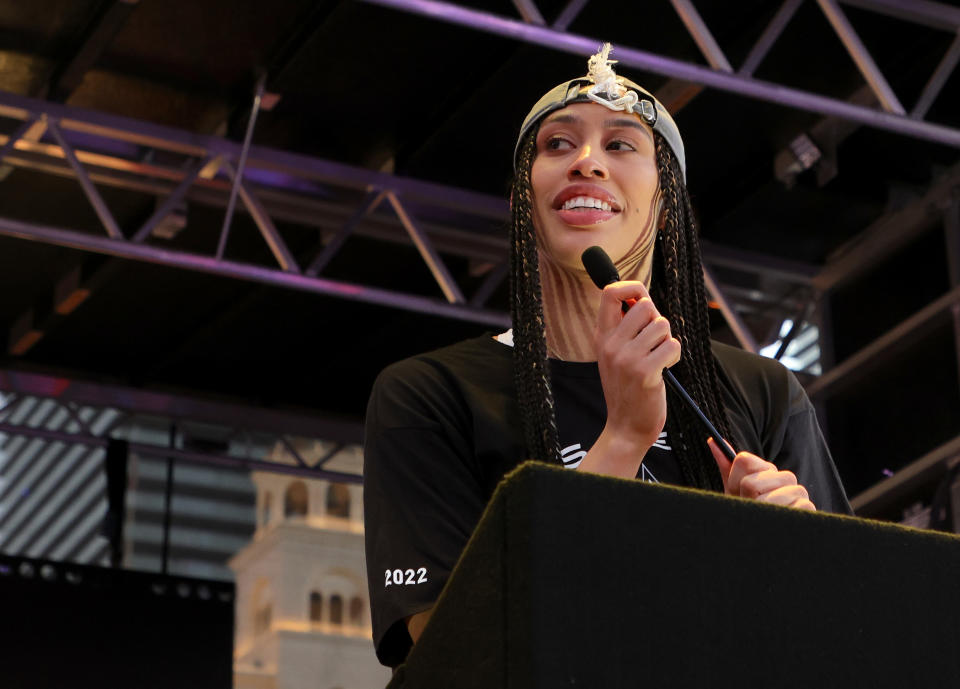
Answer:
[{"left": 581, "top": 246, "right": 737, "bottom": 462}]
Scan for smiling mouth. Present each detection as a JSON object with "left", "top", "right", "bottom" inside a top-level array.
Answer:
[{"left": 560, "top": 195, "right": 615, "bottom": 212}]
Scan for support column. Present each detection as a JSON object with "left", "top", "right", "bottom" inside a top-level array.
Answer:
[{"left": 943, "top": 200, "right": 960, "bottom": 389}]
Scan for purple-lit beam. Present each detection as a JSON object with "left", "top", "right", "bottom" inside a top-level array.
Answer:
[
  {"left": 0, "top": 89, "right": 508, "bottom": 220},
  {"left": 0, "top": 214, "right": 511, "bottom": 329},
  {"left": 0, "top": 367, "right": 363, "bottom": 443},
  {"left": 0, "top": 421, "right": 363, "bottom": 483},
  {"left": 357, "top": 0, "right": 960, "bottom": 148}
]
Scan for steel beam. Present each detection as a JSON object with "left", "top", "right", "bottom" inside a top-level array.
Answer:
[
  {"left": 0, "top": 133, "right": 509, "bottom": 265},
  {"left": 470, "top": 261, "right": 509, "bottom": 308},
  {"left": 0, "top": 118, "right": 36, "bottom": 166},
  {"left": 0, "top": 421, "right": 362, "bottom": 483},
  {"left": 386, "top": 191, "right": 466, "bottom": 304},
  {"left": 0, "top": 117, "right": 47, "bottom": 180},
  {"left": 911, "top": 30, "right": 960, "bottom": 119},
  {"left": 511, "top": 0, "right": 545, "bottom": 25},
  {"left": 132, "top": 157, "right": 214, "bottom": 242},
  {"left": 945, "top": 202, "right": 960, "bottom": 392},
  {"left": 840, "top": 0, "right": 960, "bottom": 32},
  {"left": 223, "top": 161, "right": 302, "bottom": 273},
  {"left": 552, "top": 0, "right": 590, "bottom": 31},
  {"left": 358, "top": 0, "right": 960, "bottom": 148},
  {"left": 670, "top": 0, "right": 733, "bottom": 72},
  {"left": 278, "top": 435, "right": 310, "bottom": 468},
  {"left": 218, "top": 72, "right": 267, "bottom": 261},
  {"left": 702, "top": 264, "right": 759, "bottom": 352},
  {"left": 813, "top": 161, "right": 960, "bottom": 291},
  {"left": 305, "top": 189, "right": 385, "bottom": 277},
  {"left": 0, "top": 368, "right": 363, "bottom": 444},
  {"left": 47, "top": 120, "right": 123, "bottom": 239},
  {"left": 0, "top": 89, "right": 508, "bottom": 219},
  {"left": 739, "top": 0, "right": 804, "bottom": 77},
  {"left": 0, "top": 392, "right": 20, "bottom": 417},
  {"left": 314, "top": 442, "right": 345, "bottom": 469},
  {"left": 817, "top": 0, "right": 906, "bottom": 114},
  {"left": 0, "top": 214, "right": 510, "bottom": 328},
  {"left": 850, "top": 433, "right": 960, "bottom": 517},
  {"left": 806, "top": 283, "right": 960, "bottom": 398},
  {"left": 699, "top": 239, "right": 819, "bottom": 285},
  {"left": 62, "top": 401, "right": 94, "bottom": 435},
  {"left": 45, "top": 0, "right": 140, "bottom": 102}
]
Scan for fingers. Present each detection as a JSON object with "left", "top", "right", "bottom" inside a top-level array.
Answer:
[
  {"left": 740, "top": 468, "right": 796, "bottom": 499},
  {"left": 725, "top": 451, "right": 775, "bottom": 496},
  {"left": 715, "top": 447, "right": 818, "bottom": 512},
  {"left": 758, "top": 484, "right": 816, "bottom": 511},
  {"left": 601, "top": 280, "right": 651, "bottom": 303},
  {"left": 707, "top": 437, "right": 732, "bottom": 480},
  {"left": 596, "top": 282, "right": 654, "bottom": 339}
]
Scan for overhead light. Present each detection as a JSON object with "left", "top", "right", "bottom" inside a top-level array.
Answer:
[{"left": 759, "top": 318, "right": 822, "bottom": 375}]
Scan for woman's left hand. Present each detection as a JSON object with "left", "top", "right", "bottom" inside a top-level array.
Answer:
[{"left": 707, "top": 438, "right": 816, "bottom": 511}]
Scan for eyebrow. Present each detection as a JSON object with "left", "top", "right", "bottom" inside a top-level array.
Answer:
[{"left": 542, "top": 113, "right": 653, "bottom": 142}]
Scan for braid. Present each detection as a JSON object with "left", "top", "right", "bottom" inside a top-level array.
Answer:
[
  {"left": 510, "top": 127, "right": 562, "bottom": 464},
  {"left": 509, "top": 127, "right": 731, "bottom": 490},
  {"left": 651, "top": 132, "right": 728, "bottom": 491}
]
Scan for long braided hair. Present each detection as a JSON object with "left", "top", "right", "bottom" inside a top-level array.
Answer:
[{"left": 509, "top": 126, "right": 729, "bottom": 492}]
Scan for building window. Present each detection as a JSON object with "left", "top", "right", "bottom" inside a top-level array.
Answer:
[
  {"left": 262, "top": 492, "right": 272, "bottom": 526},
  {"left": 326, "top": 483, "right": 350, "bottom": 518},
  {"left": 254, "top": 604, "right": 272, "bottom": 635},
  {"left": 252, "top": 580, "right": 272, "bottom": 636},
  {"left": 284, "top": 481, "right": 308, "bottom": 518},
  {"left": 309, "top": 591, "right": 322, "bottom": 623},
  {"left": 329, "top": 594, "right": 343, "bottom": 625},
  {"left": 349, "top": 596, "right": 364, "bottom": 625}
]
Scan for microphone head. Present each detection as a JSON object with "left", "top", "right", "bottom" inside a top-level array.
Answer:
[{"left": 581, "top": 246, "right": 620, "bottom": 289}]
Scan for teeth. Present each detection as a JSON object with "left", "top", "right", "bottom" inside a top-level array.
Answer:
[{"left": 561, "top": 196, "right": 613, "bottom": 211}]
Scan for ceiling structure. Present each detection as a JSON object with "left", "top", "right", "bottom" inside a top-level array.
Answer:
[{"left": 0, "top": 0, "right": 958, "bottom": 520}]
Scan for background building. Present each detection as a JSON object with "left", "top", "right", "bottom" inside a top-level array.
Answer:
[{"left": 232, "top": 446, "right": 389, "bottom": 689}]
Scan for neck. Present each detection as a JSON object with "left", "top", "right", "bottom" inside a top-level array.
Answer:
[{"left": 539, "top": 247, "right": 654, "bottom": 362}]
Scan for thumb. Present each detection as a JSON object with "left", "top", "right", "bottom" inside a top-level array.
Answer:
[{"left": 707, "top": 437, "right": 732, "bottom": 481}]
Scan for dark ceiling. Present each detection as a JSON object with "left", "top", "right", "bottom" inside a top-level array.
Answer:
[{"left": 0, "top": 0, "right": 959, "bottom": 508}]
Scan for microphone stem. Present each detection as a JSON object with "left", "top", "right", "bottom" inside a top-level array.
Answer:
[{"left": 662, "top": 370, "right": 735, "bottom": 462}]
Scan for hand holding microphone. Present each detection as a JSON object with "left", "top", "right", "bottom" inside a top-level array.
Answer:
[
  {"left": 578, "top": 246, "right": 816, "bottom": 508},
  {"left": 581, "top": 246, "right": 737, "bottom": 462}
]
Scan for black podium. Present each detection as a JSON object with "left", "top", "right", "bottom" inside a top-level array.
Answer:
[{"left": 392, "top": 462, "right": 960, "bottom": 688}]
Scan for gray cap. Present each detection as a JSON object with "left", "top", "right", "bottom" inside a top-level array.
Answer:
[{"left": 514, "top": 76, "right": 686, "bottom": 182}]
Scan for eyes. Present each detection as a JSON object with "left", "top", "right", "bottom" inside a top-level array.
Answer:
[{"left": 541, "top": 135, "right": 638, "bottom": 154}]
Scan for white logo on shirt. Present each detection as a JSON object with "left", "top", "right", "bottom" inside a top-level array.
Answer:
[
  {"left": 560, "top": 443, "right": 587, "bottom": 469},
  {"left": 640, "top": 463, "right": 659, "bottom": 483},
  {"left": 653, "top": 431, "right": 671, "bottom": 451},
  {"left": 560, "top": 432, "right": 670, "bottom": 480},
  {"left": 384, "top": 568, "right": 428, "bottom": 587}
]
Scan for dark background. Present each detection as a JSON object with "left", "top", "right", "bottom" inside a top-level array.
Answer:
[{"left": 0, "top": 0, "right": 958, "bottom": 514}]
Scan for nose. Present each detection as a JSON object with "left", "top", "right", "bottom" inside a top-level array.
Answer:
[{"left": 567, "top": 144, "right": 608, "bottom": 179}]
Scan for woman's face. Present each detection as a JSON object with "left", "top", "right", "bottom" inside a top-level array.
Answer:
[{"left": 529, "top": 101, "right": 660, "bottom": 273}]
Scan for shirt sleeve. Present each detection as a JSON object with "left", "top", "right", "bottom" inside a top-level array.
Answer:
[
  {"left": 773, "top": 373, "right": 852, "bottom": 515},
  {"left": 712, "top": 342, "right": 852, "bottom": 516},
  {"left": 363, "top": 357, "right": 488, "bottom": 667}
]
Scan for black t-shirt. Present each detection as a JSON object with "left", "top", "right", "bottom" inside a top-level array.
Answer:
[
  {"left": 549, "top": 352, "right": 683, "bottom": 484},
  {"left": 363, "top": 335, "right": 850, "bottom": 667}
]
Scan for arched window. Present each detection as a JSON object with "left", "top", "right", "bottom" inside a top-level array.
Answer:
[
  {"left": 326, "top": 483, "right": 350, "bottom": 518},
  {"left": 254, "top": 604, "right": 272, "bottom": 635},
  {"left": 284, "top": 481, "right": 308, "bottom": 518},
  {"left": 329, "top": 594, "right": 343, "bottom": 625},
  {"left": 252, "top": 580, "right": 272, "bottom": 636},
  {"left": 309, "top": 591, "right": 322, "bottom": 623},
  {"left": 261, "top": 492, "right": 272, "bottom": 526},
  {"left": 349, "top": 596, "right": 364, "bottom": 625}
]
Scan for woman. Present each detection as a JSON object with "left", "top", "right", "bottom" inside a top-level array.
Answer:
[{"left": 363, "top": 44, "right": 850, "bottom": 668}]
